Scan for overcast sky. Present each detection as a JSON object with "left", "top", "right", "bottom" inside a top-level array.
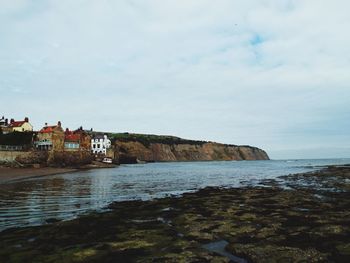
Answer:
[{"left": 1, "top": 0, "right": 350, "bottom": 159}]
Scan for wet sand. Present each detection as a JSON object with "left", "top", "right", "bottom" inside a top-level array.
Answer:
[
  {"left": 0, "top": 165, "right": 349, "bottom": 262},
  {"left": 0, "top": 167, "right": 78, "bottom": 184},
  {"left": 0, "top": 161, "right": 117, "bottom": 184}
]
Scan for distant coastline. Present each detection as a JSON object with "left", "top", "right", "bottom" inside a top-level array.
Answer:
[{"left": 1, "top": 116, "right": 269, "bottom": 168}]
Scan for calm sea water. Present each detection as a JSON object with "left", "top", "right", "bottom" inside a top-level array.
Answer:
[{"left": 0, "top": 159, "right": 349, "bottom": 231}]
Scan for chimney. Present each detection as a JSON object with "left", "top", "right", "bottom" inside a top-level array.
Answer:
[
  {"left": 58, "top": 121, "right": 61, "bottom": 127},
  {"left": 24, "top": 117, "right": 29, "bottom": 122},
  {"left": 10, "top": 118, "right": 14, "bottom": 124}
]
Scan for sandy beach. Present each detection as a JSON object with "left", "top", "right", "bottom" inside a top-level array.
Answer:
[{"left": 0, "top": 167, "right": 78, "bottom": 184}]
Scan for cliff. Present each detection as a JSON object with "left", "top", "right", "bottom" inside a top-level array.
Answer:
[{"left": 111, "top": 133, "right": 269, "bottom": 163}]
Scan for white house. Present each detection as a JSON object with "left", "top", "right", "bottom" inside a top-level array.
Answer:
[
  {"left": 91, "top": 134, "right": 111, "bottom": 155},
  {"left": 0, "top": 116, "right": 33, "bottom": 133},
  {"left": 9, "top": 117, "right": 33, "bottom": 132}
]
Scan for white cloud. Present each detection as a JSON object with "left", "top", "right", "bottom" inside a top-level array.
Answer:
[{"left": 1, "top": 0, "right": 350, "bottom": 159}]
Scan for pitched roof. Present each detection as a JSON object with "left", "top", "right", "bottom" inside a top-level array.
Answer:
[
  {"left": 92, "top": 134, "right": 106, "bottom": 139},
  {"left": 64, "top": 130, "right": 81, "bottom": 142},
  {"left": 9, "top": 121, "right": 26, "bottom": 128},
  {"left": 65, "top": 134, "right": 80, "bottom": 142},
  {"left": 40, "top": 126, "right": 58, "bottom": 133}
]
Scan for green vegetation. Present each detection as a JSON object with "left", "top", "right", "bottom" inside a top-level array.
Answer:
[
  {"left": 0, "top": 132, "right": 34, "bottom": 146},
  {"left": 109, "top": 132, "right": 207, "bottom": 147}
]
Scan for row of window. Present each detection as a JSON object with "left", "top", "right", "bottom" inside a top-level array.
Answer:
[
  {"left": 92, "top": 139, "right": 105, "bottom": 142},
  {"left": 92, "top": 143, "right": 106, "bottom": 149},
  {"left": 0, "top": 145, "right": 23, "bottom": 151},
  {"left": 64, "top": 143, "right": 80, "bottom": 149},
  {"left": 91, "top": 149, "right": 106, "bottom": 153}
]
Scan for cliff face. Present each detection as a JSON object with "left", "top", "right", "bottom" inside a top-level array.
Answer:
[{"left": 115, "top": 141, "right": 269, "bottom": 163}]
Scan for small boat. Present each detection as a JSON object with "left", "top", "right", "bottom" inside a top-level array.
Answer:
[{"left": 102, "top": 157, "right": 113, "bottom": 164}]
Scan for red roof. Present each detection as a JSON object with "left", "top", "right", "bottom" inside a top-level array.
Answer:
[
  {"left": 40, "top": 126, "right": 58, "bottom": 133},
  {"left": 65, "top": 130, "right": 80, "bottom": 142},
  {"left": 9, "top": 121, "right": 26, "bottom": 128}
]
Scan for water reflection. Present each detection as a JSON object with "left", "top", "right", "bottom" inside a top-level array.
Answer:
[{"left": 1, "top": 159, "right": 350, "bottom": 231}]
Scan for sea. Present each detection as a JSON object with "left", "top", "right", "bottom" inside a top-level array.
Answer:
[{"left": 0, "top": 158, "right": 349, "bottom": 232}]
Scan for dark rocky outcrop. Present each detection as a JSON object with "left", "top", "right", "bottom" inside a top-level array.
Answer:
[{"left": 48, "top": 151, "right": 93, "bottom": 167}]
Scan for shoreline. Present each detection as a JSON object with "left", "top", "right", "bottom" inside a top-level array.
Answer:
[
  {"left": 1, "top": 165, "right": 349, "bottom": 262},
  {"left": 1, "top": 160, "right": 346, "bottom": 185},
  {"left": 0, "top": 162, "right": 117, "bottom": 184},
  {"left": 0, "top": 167, "right": 79, "bottom": 184}
]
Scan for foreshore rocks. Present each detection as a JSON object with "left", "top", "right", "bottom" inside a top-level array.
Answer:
[
  {"left": 48, "top": 151, "right": 93, "bottom": 167},
  {"left": 1, "top": 150, "right": 94, "bottom": 168},
  {"left": 116, "top": 141, "right": 269, "bottom": 163},
  {"left": 0, "top": 165, "right": 349, "bottom": 262}
]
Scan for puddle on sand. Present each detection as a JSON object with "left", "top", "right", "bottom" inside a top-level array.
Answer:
[{"left": 202, "top": 240, "right": 247, "bottom": 263}]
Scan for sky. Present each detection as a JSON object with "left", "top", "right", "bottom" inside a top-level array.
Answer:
[{"left": 1, "top": 0, "right": 350, "bottom": 159}]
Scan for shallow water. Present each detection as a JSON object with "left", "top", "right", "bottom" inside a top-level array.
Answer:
[
  {"left": 0, "top": 158, "right": 349, "bottom": 231},
  {"left": 202, "top": 240, "right": 247, "bottom": 263}
]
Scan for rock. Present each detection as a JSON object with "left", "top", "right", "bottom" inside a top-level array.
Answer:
[
  {"left": 115, "top": 141, "right": 269, "bottom": 162},
  {"left": 227, "top": 244, "right": 328, "bottom": 263},
  {"left": 45, "top": 218, "right": 61, "bottom": 224},
  {"left": 1, "top": 166, "right": 350, "bottom": 262}
]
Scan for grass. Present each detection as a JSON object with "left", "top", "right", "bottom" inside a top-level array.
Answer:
[{"left": 108, "top": 133, "right": 208, "bottom": 147}]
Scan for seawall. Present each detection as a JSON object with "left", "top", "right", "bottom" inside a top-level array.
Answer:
[{"left": 0, "top": 151, "right": 32, "bottom": 162}]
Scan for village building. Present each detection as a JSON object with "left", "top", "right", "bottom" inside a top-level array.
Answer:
[
  {"left": 0, "top": 116, "right": 9, "bottom": 134},
  {"left": 64, "top": 129, "right": 80, "bottom": 150},
  {"left": 0, "top": 116, "right": 32, "bottom": 134},
  {"left": 73, "top": 127, "right": 91, "bottom": 151},
  {"left": 64, "top": 127, "right": 91, "bottom": 152},
  {"left": 35, "top": 122, "right": 64, "bottom": 151},
  {"left": 8, "top": 117, "right": 33, "bottom": 132},
  {"left": 0, "top": 116, "right": 7, "bottom": 127},
  {"left": 91, "top": 134, "right": 111, "bottom": 155}
]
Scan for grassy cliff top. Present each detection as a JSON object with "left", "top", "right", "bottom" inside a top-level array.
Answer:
[
  {"left": 89, "top": 131, "right": 258, "bottom": 149},
  {"left": 108, "top": 133, "right": 208, "bottom": 147}
]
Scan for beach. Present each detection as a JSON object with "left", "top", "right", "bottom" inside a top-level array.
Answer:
[
  {"left": 0, "top": 161, "right": 118, "bottom": 184},
  {"left": 0, "top": 167, "right": 78, "bottom": 184},
  {"left": 0, "top": 165, "right": 349, "bottom": 262}
]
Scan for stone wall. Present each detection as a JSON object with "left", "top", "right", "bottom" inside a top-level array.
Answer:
[{"left": 0, "top": 151, "right": 32, "bottom": 162}]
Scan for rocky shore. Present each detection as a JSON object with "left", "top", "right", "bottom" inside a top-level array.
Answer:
[{"left": 0, "top": 165, "right": 349, "bottom": 262}]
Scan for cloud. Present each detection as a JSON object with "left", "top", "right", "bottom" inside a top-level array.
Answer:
[{"left": 1, "top": 0, "right": 350, "bottom": 159}]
